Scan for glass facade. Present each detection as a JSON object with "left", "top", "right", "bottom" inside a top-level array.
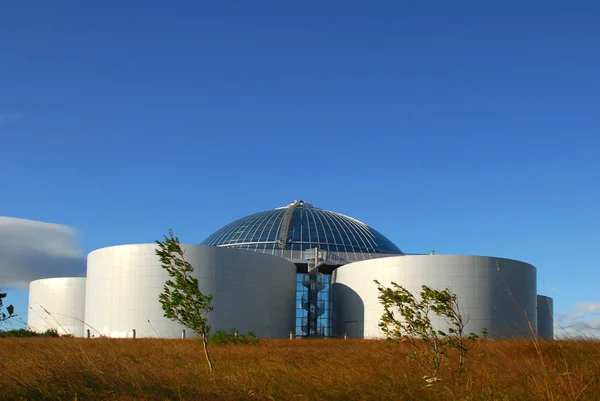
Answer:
[
  {"left": 295, "top": 273, "right": 332, "bottom": 337},
  {"left": 201, "top": 203, "right": 403, "bottom": 260},
  {"left": 201, "top": 202, "right": 403, "bottom": 338}
]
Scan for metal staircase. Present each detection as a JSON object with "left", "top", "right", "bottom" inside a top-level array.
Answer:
[{"left": 300, "top": 247, "right": 328, "bottom": 337}]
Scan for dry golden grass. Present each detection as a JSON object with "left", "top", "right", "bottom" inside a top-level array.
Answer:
[{"left": 0, "top": 337, "right": 599, "bottom": 400}]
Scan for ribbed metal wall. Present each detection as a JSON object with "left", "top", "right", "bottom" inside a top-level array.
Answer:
[
  {"left": 332, "top": 255, "right": 538, "bottom": 339},
  {"left": 85, "top": 244, "right": 296, "bottom": 338},
  {"left": 28, "top": 277, "right": 86, "bottom": 337},
  {"left": 537, "top": 295, "right": 554, "bottom": 340}
]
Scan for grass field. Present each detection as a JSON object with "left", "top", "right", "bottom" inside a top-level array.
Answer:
[{"left": 0, "top": 337, "right": 599, "bottom": 400}]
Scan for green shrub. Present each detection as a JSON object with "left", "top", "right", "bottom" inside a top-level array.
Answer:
[
  {"left": 42, "top": 328, "right": 61, "bottom": 337},
  {"left": 209, "top": 329, "right": 259, "bottom": 345},
  {"left": 0, "top": 329, "right": 37, "bottom": 338},
  {"left": 0, "top": 289, "right": 15, "bottom": 325},
  {"left": 375, "top": 281, "right": 486, "bottom": 375},
  {"left": 0, "top": 328, "right": 62, "bottom": 338}
]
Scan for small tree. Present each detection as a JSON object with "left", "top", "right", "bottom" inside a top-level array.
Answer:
[
  {"left": 0, "top": 290, "right": 16, "bottom": 326},
  {"left": 156, "top": 230, "right": 214, "bottom": 373},
  {"left": 375, "top": 281, "right": 485, "bottom": 375},
  {"left": 426, "top": 286, "right": 486, "bottom": 371}
]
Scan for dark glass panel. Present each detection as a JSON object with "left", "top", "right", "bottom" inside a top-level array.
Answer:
[{"left": 201, "top": 206, "right": 402, "bottom": 255}]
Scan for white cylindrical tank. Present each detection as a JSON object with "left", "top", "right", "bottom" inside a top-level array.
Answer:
[
  {"left": 28, "top": 277, "right": 86, "bottom": 337},
  {"left": 332, "top": 255, "right": 537, "bottom": 339},
  {"left": 85, "top": 244, "right": 296, "bottom": 338},
  {"left": 537, "top": 295, "right": 554, "bottom": 340}
]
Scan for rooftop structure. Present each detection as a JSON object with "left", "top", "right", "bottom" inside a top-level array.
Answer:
[
  {"left": 202, "top": 200, "right": 402, "bottom": 268},
  {"left": 27, "top": 200, "right": 554, "bottom": 340}
]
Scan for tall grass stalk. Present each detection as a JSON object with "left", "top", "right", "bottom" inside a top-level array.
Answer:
[{"left": 0, "top": 338, "right": 599, "bottom": 400}]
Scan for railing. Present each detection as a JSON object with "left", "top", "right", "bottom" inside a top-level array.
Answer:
[
  {"left": 301, "top": 275, "right": 326, "bottom": 291},
  {"left": 301, "top": 296, "right": 325, "bottom": 316},
  {"left": 300, "top": 318, "right": 325, "bottom": 336}
]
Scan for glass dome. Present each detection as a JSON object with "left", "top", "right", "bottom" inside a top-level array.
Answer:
[{"left": 201, "top": 201, "right": 402, "bottom": 263}]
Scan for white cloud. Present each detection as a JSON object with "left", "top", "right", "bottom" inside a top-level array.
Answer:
[
  {"left": 555, "top": 311, "right": 585, "bottom": 323},
  {"left": 0, "top": 217, "right": 85, "bottom": 288},
  {"left": 576, "top": 302, "right": 600, "bottom": 314},
  {"left": 555, "top": 322, "right": 600, "bottom": 340},
  {"left": 554, "top": 302, "right": 600, "bottom": 340},
  {"left": 587, "top": 317, "right": 600, "bottom": 329}
]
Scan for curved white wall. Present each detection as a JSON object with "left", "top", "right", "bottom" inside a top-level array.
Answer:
[
  {"left": 28, "top": 277, "right": 86, "bottom": 336},
  {"left": 85, "top": 244, "right": 296, "bottom": 338},
  {"left": 332, "top": 255, "right": 537, "bottom": 339},
  {"left": 537, "top": 295, "right": 554, "bottom": 340}
]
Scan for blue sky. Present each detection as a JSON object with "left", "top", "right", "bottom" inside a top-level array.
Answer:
[{"left": 1, "top": 1, "right": 599, "bottom": 333}]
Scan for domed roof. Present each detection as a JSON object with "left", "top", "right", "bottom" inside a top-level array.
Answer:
[{"left": 201, "top": 201, "right": 402, "bottom": 263}]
